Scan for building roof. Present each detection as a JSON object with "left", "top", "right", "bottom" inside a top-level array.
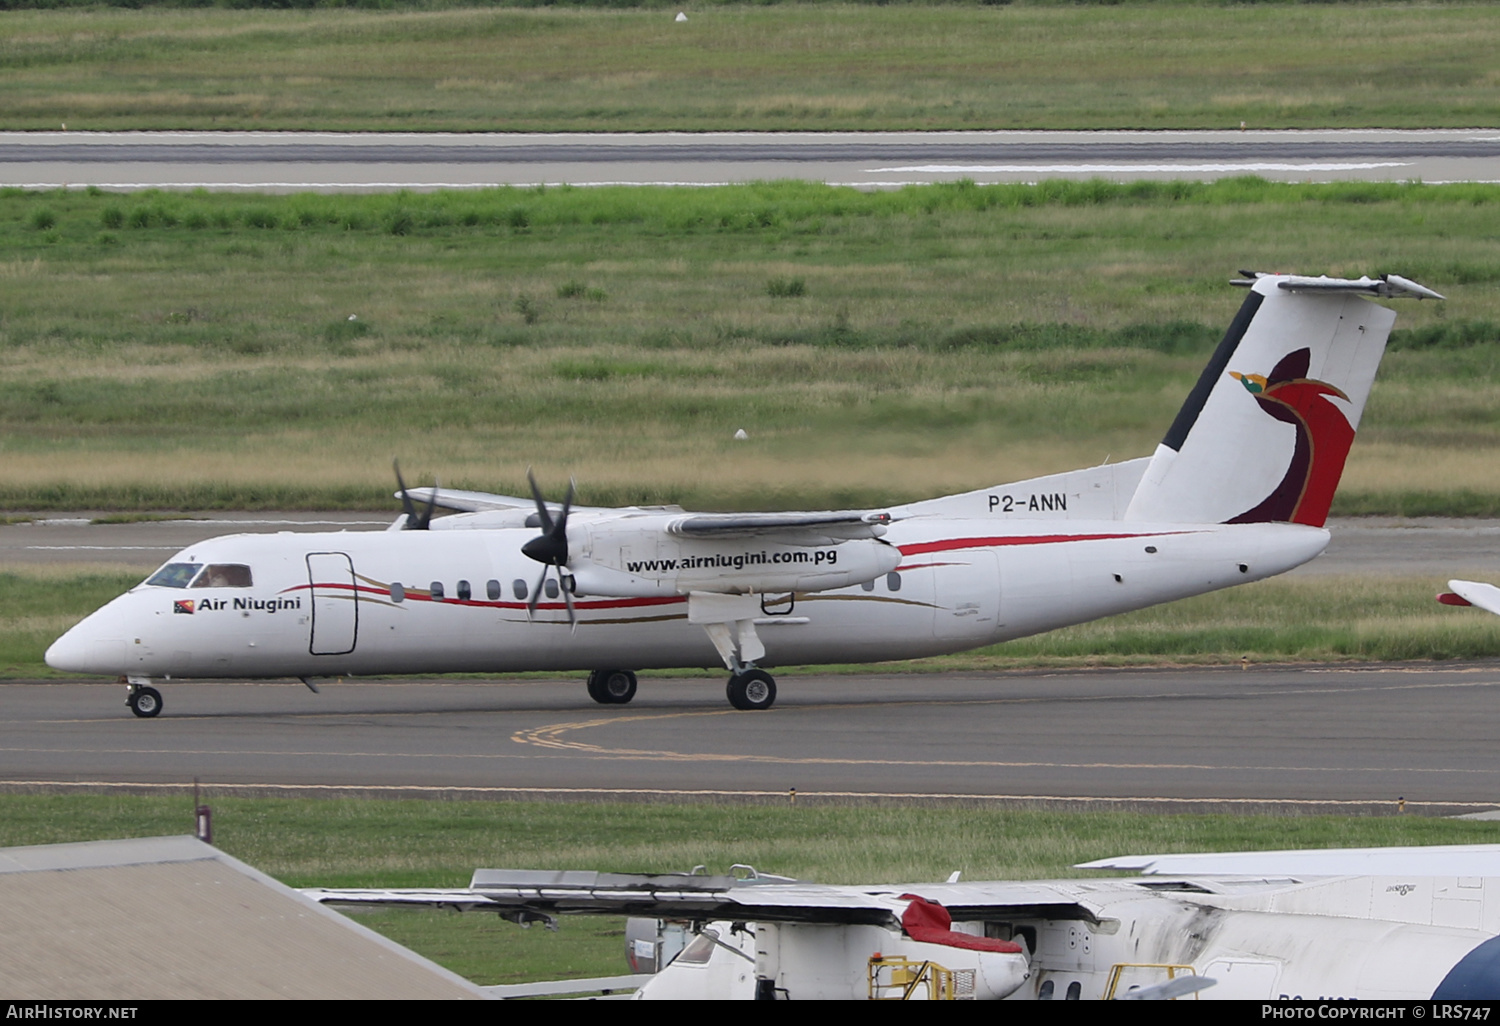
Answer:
[{"left": 0, "top": 835, "right": 487, "bottom": 999}]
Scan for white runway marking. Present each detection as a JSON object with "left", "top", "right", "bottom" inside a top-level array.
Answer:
[
  {"left": 25, "top": 545, "right": 179, "bottom": 551},
  {"left": 7, "top": 181, "right": 736, "bottom": 191},
  {"left": 868, "top": 162, "right": 1413, "bottom": 174}
]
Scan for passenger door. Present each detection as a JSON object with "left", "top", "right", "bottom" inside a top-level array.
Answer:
[{"left": 307, "top": 552, "right": 358, "bottom": 655}]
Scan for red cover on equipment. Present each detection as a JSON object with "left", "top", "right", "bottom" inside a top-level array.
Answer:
[{"left": 898, "top": 894, "right": 1023, "bottom": 954}]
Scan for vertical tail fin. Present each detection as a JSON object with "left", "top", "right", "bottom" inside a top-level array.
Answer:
[{"left": 1124, "top": 273, "right": 1442, "bottom": 527}]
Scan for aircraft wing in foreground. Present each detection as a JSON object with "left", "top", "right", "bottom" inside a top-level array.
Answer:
[
  {"left": 1439, "top": 580, "right": 1500, "bottom": 617},
  {"left": 306, "top": 842, "right": 1500, "bottom": 1000},
  {"left": 47, "top": 273, "right": 1442, "bottom": 716}
]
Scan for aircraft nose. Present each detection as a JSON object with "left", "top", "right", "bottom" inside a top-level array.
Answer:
[{"left": 46, "top": 614, "right": 128, "bottom": 676}]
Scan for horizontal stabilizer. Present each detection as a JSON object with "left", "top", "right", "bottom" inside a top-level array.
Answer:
[{"left": 1234, "top": 272, "right": 1445, "bottom": 301}]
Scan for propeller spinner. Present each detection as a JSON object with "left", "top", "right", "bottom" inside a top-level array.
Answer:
[
  {"left": 393, "top": 460, "right": 438, "bottom": 531},
  {"left": 522, "top": 469, "right": 577, "bottom": 627}
]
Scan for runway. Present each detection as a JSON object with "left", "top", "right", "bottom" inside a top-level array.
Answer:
[
  {"left": 6, "top": 664, "right": 1500, "bottom": 812},
  {"left": 6, "top": 129, "right": 1500, "bottom": 191}
]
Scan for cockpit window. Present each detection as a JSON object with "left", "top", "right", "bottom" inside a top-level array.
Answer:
[
  {"left": 144, "top": 563, "right": 202, "bottom": 589},
  {"left": 190, "top": 564, "right": 253, "bottom": 589},
  {"left": 674, "top": 929, "right": 720, "bottom": 966}
]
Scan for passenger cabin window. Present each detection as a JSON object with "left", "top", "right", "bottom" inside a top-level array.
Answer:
[
  {"left": 886, "top": 571, "right": 902, "bottom": 592},
  {"left": 512, "top": 579, "right": 528, "bottom": 600},
  {"left": 390, "top": 582, "right": 405, "bottom": 603},
  {"left": 145, "top": 563, "right": 202, "bottom": 589},
  {"left": 544, "top": 578, "right": 559, "bottom": 599},
  {"left": 430, "top": 581, "right": 445, "bottom": 601},
  {"left": 457, "top": 580, "right": 472, "bottom": 602},
  {"left": 190, "top": 564, "right": 253, "bottom": 589},
  {"left": 487, "top": 580, "right": 501, "bottom": 601},
  {"left": 860, "top": 579, "right": 875, "bottom": 592}
]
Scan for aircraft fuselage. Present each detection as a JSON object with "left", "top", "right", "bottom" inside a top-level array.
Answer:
[{"left": 46, "top": 517, "right": 1328, "bottom": 681}]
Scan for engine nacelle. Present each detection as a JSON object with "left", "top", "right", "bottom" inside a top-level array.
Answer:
[{"left": 569, "top": 523, "right": 901, "bottom": 598}]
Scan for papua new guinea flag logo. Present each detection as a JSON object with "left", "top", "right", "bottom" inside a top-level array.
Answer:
[
  {"left": 174, "top": 599, "right": 195, "bottom": 615},
  {"left": 1225, "top": 347, "right": 1355, "bottom": 527}
]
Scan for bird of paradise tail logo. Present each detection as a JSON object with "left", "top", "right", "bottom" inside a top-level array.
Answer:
[{"left": 1225, "top": 346, "right": 1354, "bottom": 527}]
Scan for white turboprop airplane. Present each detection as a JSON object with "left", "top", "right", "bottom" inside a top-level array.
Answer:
[
  {"left": 306, "top": 844, "right": 1500, "bottom": 1000},
  {"left": 46, "top": 272, "right": 1443, "bottom": 718}
]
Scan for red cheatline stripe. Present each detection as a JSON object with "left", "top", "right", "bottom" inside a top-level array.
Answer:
[
  {"left": 280, "top": 582, "right": 684, "bottom": 613},
  {"left": 898, "top": 530, "right": 1198, "bottom": 557}
]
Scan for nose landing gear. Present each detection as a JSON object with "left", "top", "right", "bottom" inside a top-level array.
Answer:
[{"left": 125, "top": 678, "right": 163, "bottom": 718}]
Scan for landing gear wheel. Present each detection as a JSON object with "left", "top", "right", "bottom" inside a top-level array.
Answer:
[
  {"left": 127, "top": 686, "right": 163, "bottom": 719},
  {"left": 587, "top": 669, "right": 637, "bottom": 705},
  {"left": 726, "top": 669, "right": 776, "bottom": 711}
]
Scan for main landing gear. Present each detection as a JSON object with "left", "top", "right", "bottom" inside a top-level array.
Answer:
[
  {"left": 124, "top": 677, "right": 163, "bottom": 718},
  {"left": 687, "top": 592, "right": 779, "bottom": 712},
  {"left": 584, "top": 667, "right": 777, "bottom": 711},
  {"left": 587, "top": 669, "right": 638, "bottom": 705},
  {"left": 726, "top": 668, "right": 777, "bottom": 711}
]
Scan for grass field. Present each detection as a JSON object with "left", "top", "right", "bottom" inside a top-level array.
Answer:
[
  {"left": 5, "top": 3, "right": 1500, "bottom": 132},
  {"left": 1, "top": 180, "right": 1499, "bottom": 514},
  {"left": 3, "top": 791, "right": 1498, "bottom": 985}
]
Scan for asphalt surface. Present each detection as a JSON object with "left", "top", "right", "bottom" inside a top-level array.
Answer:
[
  {"left": 6, "top": 129, "right": 1500, "bottom": 190},
  {"left": 6, "top": 665, "right": 1500, "bottom": 812}
]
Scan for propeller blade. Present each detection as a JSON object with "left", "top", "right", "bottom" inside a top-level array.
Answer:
[
  {"left": 556, "top": 479, "right": 576, "bottom": 535},
  {"left": 394, "top": 460, "right": 420, "bottom": 529},
  {"left": 526, "top": 468, "right": 554, "bottom": 535},
  {"left": 526, "top": 567, "right": 548, "bottom": 622},
  {"left": 419, "top": 478, "right": 439, "bottom": 530},
  {"left": 562, "top": 575, "right": 576, "bottom": 631},
  {"left": 521, "top": 472, "right": 578, "bottom": 627},
  {"left": 521, "top": 470, "right": 572, "bottom": 567},
  {"left": 394, "top": 460, "right": 438, "bottom": 530}
]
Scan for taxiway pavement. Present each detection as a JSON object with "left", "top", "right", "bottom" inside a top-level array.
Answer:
[
  {"left": 5, "top": 129, "right": 1500, "bottom": 191},
  {"left": 6, "top": 665, "right": 1500, "bottom": 812}
]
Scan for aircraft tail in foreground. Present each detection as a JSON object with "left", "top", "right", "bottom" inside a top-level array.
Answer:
[{"left": 1124, "top": 273, "right": 1443, "bottom": 527}]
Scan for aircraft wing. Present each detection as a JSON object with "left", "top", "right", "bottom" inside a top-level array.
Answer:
[
  {"left": 1441, "top": 580, "right": 1500, "bottom": 617},
  {"left": 395, "top": 487, "right": 533, "bottom": 513},
  {"left": 304, "top": 871, "right": 1097, "bottom": 926},
  {"left": 1078, "top": 843, "right": 1500, "bottom": 877},
  {"left": 666, "top": 511, "right": 893, "bottom": 542},
  {"left": 397, "top": 486, "right": 689, "bottom": 517}
]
